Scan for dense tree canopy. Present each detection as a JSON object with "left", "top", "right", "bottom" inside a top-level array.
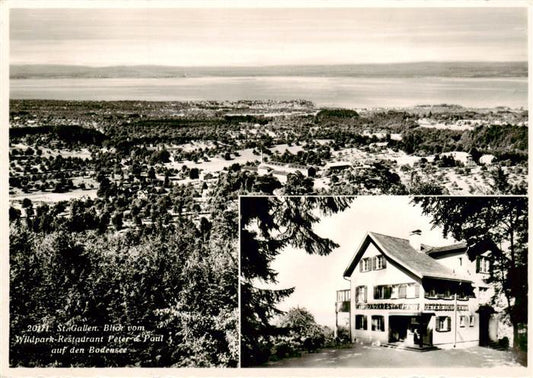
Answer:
[
  {"left": 9, "top": 99, "right": 529, "bottom": 368},
  {"left": 413, "top": 197, "right": 528, "bottom": 351},
  {"left": 10, "top": 175, "right": 239, "bottom": 367},
  {"left": 10, "top": 213, "right": 238, "bottom": 367},
  {"left": 240, "top": 196, "right": 353, "bottom": 366}
]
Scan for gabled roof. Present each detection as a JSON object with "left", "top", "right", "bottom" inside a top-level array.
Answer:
[
  {"left": 424, "top": 241, "right": 467, "bottom": 258},
  {"left": 325, "top": 161, "right": 352, "bottom": 168},
  {"left": 343, "top": 232, "right": 471, "bottom": 283}
]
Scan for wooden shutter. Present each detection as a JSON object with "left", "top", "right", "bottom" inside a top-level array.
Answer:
[
  {"left": 360, "top": 261, "right": 363, "bottom": 272},
  {"left": 414, "top": 284, "right": 420, "bottom": 298},
  {"left": 364, "top": 286, "right": 367, "bottom": 303},
  {"left": 476, "top": 256, "right": 480, "bottom": 273},
  {"left": 447, "top": 317, "right": 452, "bottom": 332},
  {"left": 382, "top": 256, "right": 387, "bottom": 269},
  {"left": 399, "top": 284, "right": 406, "bottom": 298}
]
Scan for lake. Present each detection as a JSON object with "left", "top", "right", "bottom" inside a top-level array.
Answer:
[{"left": 10, "top": 76, "right": 527, "bottom": 109}]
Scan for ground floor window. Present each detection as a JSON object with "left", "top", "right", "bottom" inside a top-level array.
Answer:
[
  {"left": 459, "top": 315, "right": 466, "bottom": 327},
  {"left": 355, "top": 314, "right": 368, "bottom": 330},
  {"left": 469, "top": 315, "right": 475, "bottom": 327},
  {"left": 436, "top": 316, "right": 451, "bottom": 332},
  {"left": 371, "top": 315, "right": 385, "bottom": 332}
]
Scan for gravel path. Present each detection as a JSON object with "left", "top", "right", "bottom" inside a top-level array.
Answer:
[{"left": 261, "top": 344, "right": 525, "bottom": 368}]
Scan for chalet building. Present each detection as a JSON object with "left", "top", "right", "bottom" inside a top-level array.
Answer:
[{"left": 340, "top": 231, "right": 506, "bottom": 349}]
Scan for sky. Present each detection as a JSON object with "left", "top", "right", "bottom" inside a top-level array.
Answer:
[
  {"left": 10, "top": 7, "right": 527, "bottom": 66},
  {"left": 258, "top": 196, "right": 456, "bottom": 329}
]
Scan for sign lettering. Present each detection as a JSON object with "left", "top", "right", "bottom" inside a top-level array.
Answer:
[
  {"left": 355, "top": 303, "right": 419, "bottom": 311},
  {"left": 424, "top": 303, "right": 469, "bottom": 312},
  {"left": 354, "top": 303, "right": 469, "bottom": 312}
]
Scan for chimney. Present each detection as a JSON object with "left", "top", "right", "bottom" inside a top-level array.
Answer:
[{"left": 409, "top": 229, "right": 422, "bottom": 252}]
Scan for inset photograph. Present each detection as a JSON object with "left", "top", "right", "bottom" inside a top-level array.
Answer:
[{"left": 240, "top": 196, "right": 527, "bottom": 368}]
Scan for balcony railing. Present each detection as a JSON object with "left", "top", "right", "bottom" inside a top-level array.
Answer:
[
  {"left": 336, "top": 289, "right": 350, "bottom": 302},
  {"left": 336, "top": 289, "right": 350, "bottom": 313}
]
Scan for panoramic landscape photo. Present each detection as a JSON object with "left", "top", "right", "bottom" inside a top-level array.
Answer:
[{"left": 7, "top": 5, "right": 528, "bottom": 368}]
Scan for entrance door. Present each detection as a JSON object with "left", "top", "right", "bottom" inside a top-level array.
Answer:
[
  {"left": 479, "top": 311, "right": 490, "bottom": 346},
  {"left": 420, "top": 313, "right": 433, "bottom": 347},
  {"left": 388, "top": 316, "right": 409, "bottom": 342}
]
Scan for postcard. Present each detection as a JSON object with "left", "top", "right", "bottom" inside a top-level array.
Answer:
[{"left": 1, "top": 0, "right": 530, "bottom": 377}]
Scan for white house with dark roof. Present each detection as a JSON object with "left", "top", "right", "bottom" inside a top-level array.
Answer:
[
  {"left": 341, "top": 231, "right": 503, "bottom": 349},
  {"left": 257, "top": 161, "right": 315, "bottom": 183}
]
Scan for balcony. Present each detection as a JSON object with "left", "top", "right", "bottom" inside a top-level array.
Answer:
[{"left": 336, "top": 289, "right": 350, "bottom": 313}]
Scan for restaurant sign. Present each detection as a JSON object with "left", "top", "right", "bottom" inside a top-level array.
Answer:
[
  {"left": 424, "top": 303, "right": 469, "bottom": 312},
  {"left": 356, "top": 303, "right": 419, "bottom": 311}
]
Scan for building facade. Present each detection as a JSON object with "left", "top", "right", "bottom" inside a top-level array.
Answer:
[
  {"left": 257, "top": 161, "right": 314, "bottom": 183},
  {"left": 341, "top": 231, "right": 503, "bottom": 349}
]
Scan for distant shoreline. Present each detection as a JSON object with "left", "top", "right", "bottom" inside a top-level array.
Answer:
[
  {"left": 10, "top": 61, "right": 527, "bottom": 80},
  {"left": 9, "top": 75, "right": 527, "bottom": 109},
  {"left": 7, "top": 98, "right": 526, "bottom": 113}
]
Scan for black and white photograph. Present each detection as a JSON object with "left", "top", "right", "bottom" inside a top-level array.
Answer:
[
  {"left": 2, "top": 0, "right": 530, "bottom": 375},
  {"left": 240, "top": 196, "right": 527, "bottom": 368}
]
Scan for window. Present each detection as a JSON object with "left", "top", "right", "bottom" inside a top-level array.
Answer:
[
  {"left": 459, "top": 315, "right": 466, "bottom": 327},
  {"left": 398, "top": 284, "right": 407, "bottom": 299},
  {"left": 391, "top": 285, "right": 398, "bottom": 299},
  {"left": 360, "top": 258, "right": 371, "bottom": 272},
  {"left": 406, "top": 283, "right": 420, "bottom": 298},
  {"left": 337, "top": 290, "right": 350, "bottom": 303},
  {"left": 374, "top": 255, "right": 386, "bottom": 270},
  {"left": 459, "top": 257, "right": 462, "bottom": 266},
  {"left": 436, "top": 316, "right": 451, "bottom": 332},
  {"left": 371, "top": 315, "right": 385, "bottom": 332},
  {"left": 469, "top": 315, "right": 475, "bottom": 327},
  {"left": 424, "top": 285, "right": 464, "bottom": 299},
  {"left": 457, "top": 286, "right": 471, "bottom": 301},
  {"left": 356, "top": 286, "right": 367, "bottom": 303},
  {"left": 355, "top": 315, "right": 367, "bottom": 330},
  {"left": 477, "top": 256, "right": 491, "bottom": 274},
  {"left": 389, "top": 283, "right": 419, "bottom": 299},
  {"left": 374, "top": 285, "right": 391, "bottom": 299}
]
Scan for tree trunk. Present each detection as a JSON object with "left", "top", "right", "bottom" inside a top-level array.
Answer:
[{"left": 513, "top": 322, "right": 519, "bottom": 350}]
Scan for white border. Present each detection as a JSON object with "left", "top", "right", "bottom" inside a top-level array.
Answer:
[
  {"left": 1, "top": 1, "right": 532, "bottom": 377},
  {"left": 6, "top": 0, "right": 533, "bottom": 9}
]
